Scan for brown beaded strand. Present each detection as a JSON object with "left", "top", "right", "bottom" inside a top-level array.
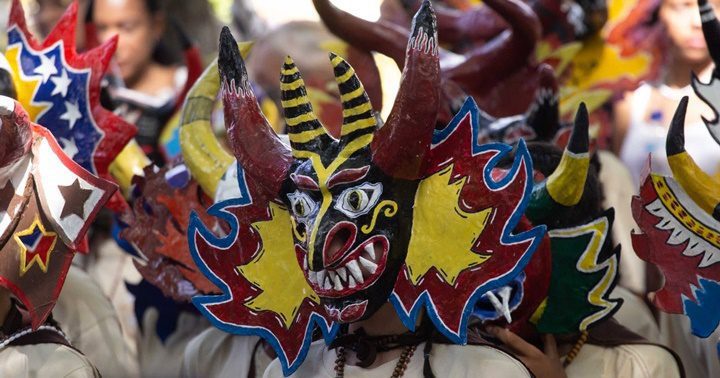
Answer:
[
  {"left": 335, "top": 344, "right": 417, "bottom": 378},
  {"left": 563, "top": 330, "right": 589, "bottom": 367}
]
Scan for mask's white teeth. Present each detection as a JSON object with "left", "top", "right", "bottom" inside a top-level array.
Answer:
[
  {"left": 317, "top": 270, "right": 327, "bottom": 287},
  {"left": 363, "top": 243, "right": 376, "bottom": 260},
  {"left": 348, "top": 274, "right": 357, "bottom": 289},
  {"left": 323, "top": 277, "right": 332, "bottom": 290},
  {"left": 333, "top": 273, "right": 343, "bottom": 291},
  {"left": 359, "top": 256, "right": 378, "bottom": 274},
  {"left": 484, "top": 291, "right": 507, "bottom": 322},
  {"left": 347, "top": 260, "right": 364, "bottom": 284},
  {"left": 498, "top": 286, "right": 513, "bottom": 324},
  {"left": 308, "top": 271, "right": 317, "bottom": 284},
  {"left": 303, "top": 258, "right": 308, "bottom": 271},
  {"left": 337, "top": 267, "right": 348, "bottom": 282}
]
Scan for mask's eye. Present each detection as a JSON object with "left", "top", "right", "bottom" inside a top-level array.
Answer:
[
  {"left": 287, "top": 191, "right": 317, "bottom": 219},
  {"left": 335, "top": 183, "right": 383, "bottom": 218}
]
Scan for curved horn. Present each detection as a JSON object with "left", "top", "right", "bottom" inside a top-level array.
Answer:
[
  {"left": 179, "top": 32, "right": 254, "bottom": 197},
  {"left": 699, "top": 0, "right": 720, "bottom": 70},
  {"left": 219, "top": 27, "right": 292, "bottom": 197},
  {"left": 401, "top": 0, "right": 508, "bottom": 45},
  {"left": 526, "top": 64, "right": 560, "bottom": 141},
  {"left": 329, "top": 52, "right": 378, "bottom": 147},
  {"left": 526, "top": 103, "right": 590, "bottom": 222},
  {"left": 280, "top": 55, "right": 334, "bottom": 158},
  {"left": 370, "top": 0, "right": 440, "bottom": 180},
  {"left": 443, "top": 0, "right": 541, "bottom": 92},
  {"left": 313, "top": 0, "right": 408, "bottom": 68},
  {"left": 666, "top": 96, "right": 720, "bottom": 220}
]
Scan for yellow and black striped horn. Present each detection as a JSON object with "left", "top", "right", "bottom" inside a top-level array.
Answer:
[
  {"left": 281, "top": 56, "right": 332, "bottom": 159},
  {"left": 666, "top": 96, "right": 720, "bottom": 220},
  {"left": 526, "top": 103, "right": 590, "bottom": 223},
  {"left": 329, "top": 52, "right": 377, "bottom": 148}
]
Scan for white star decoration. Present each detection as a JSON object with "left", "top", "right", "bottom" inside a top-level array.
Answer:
[
  {"left": 51, "top": 69, "right": 72, "bottom": 97},
  {"left": 59, "top": 137, "right": 79, "bottom": 158},
  {"left": 34, "top": 54, "right": 57, "bottom": 83},
  {"left": 60, "top": 100, "right": 82, "bottom": 129}
]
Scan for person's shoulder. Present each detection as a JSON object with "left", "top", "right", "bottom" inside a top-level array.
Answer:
[
  {"left": 0, "top": 343, "right": 97, "bottom": 378},
  {"left": 183, "top": 326, "right": 261, "bottom": 373},
  {"left": 264, "top": 340, "right": 328, "bottom": 378},
  {"left": 612, "top": 344, "right": 682, "bottom": 378},
  {"left": 430, "top": 343, "right": 532, "bottom": 377}
]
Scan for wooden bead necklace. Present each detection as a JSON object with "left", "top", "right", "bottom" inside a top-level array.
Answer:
[
  {"left": 563, "top": 330, "right": 589, "bottom": 367},
  {"left": 334, "top": 344, "right": 417, "bottom": 378}
]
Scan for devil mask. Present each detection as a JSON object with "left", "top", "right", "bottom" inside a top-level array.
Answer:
[
  {"left": 0, "top": 97, "right": 116, "bottom": 329},
  {"left": 120, "top": 163, "right": 220, "bottom": 302},
  {"left": 472, "top": 105, "right": 621, "bottom": 335},
  {"left": 189, "top": 3, "right": 545, "bottom": 375},
  {"left": 4, "top": 0, "right": 136, "bottom": 211},
  {"left": 633, "top": 97, "right": 720, "bottom": 339}
]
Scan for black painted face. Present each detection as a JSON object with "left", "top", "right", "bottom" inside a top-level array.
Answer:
[{"left": 282, "top": 153, "right": 417, "bottom": 323}]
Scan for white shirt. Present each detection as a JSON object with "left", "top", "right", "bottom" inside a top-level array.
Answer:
[
  {"left": 264, "top": 340, "right": 531, "bottom": 377},
  {"left": 182, "top": 327, "right": 269, "bottom": 378},
  {"left": 54, "top": 265, "right": 139, "bottom": 377},
  {"left": 564, "top": 343, "right": 681, "bottom": 378},
  {"left": 0, "top": 343, "right": 97, "bottom": 378}
]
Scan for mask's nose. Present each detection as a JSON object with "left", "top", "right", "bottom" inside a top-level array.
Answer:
[{"left": 320, "top": 221, "right": 357, "bottom": 269}]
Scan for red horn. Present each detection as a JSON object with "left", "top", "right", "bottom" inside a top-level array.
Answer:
[
  {"left": 443, "top": 0, "right": 541, "bottom": 93},
  {"left": 313, "top": 0, "right": 408, "bottom": 68},
  {"left": 401, "top": 0, "right": 509, "bottom": 46},
  {"left": 371, "top": 0, "right": 440, "bottom": 180},
  {"left": 218, "top": 27, "right": 291, "bottom": 197}
]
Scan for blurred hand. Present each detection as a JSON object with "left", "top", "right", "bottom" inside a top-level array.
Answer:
[{"left": 486, "top": 325, "right": 567, "bottom": 378}]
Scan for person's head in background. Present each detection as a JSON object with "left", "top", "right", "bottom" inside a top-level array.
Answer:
[
  {"left": 92, "top": 0, "right": 171, "bottom": 91},
  {"left": 34, "top": 0, "right": 88, "bottom": 48},
  {"left": 658, "top": 0, "right": 720, "bottom": 74}
]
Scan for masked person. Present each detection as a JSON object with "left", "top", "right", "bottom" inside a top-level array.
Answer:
[
  {"left": 2, "top": 1, "right": 143, "bottom": 375},
  {"left": 0, "top": 95, "right": 116, "bottom": 377},
  {"left": 482, "top": 118, "right": 683, "bottom": 377},
  {"left": 186, "top": 2, "right": 559, "bottom": 376}
]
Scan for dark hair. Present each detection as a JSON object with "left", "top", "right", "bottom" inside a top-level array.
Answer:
[{"left": 87, "top": 0, "right": 180, "bottom": 65}]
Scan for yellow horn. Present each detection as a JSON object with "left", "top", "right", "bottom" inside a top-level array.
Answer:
[
  {"left": 108, "top": 140, "right": 151, "bottom": 197},
  {"left": 666, "top": 96, "right": 720, "bottom": 219},
  {"left": 545, "top": 103, "right": 590, "bottom": 206},
  {"left": 179, "top": 42, "right": 253, "bottom": 197}
]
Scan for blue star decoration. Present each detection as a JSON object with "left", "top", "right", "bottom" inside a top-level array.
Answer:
[
  {"left": 5, "top": 0, "right": 136, "bottom": 214},
  {"left": 8, "top": 28, "right": 100, "bottom": 173}
]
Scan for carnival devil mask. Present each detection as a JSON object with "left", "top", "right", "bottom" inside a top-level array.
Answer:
[
  {"left": 633, "top": 97, "right": 720, "bottom": 339},
  {"left": 472, "top": 105, "right": 622, "bottom": 334},
  {"left": 0, "top": 97, "right": 116, "bottom": 329},
  {"left": 4, "top": 0, "right": 136, "bottom": 210},
  {"left": 631, "top": 0, "right": 720, "bottom": 340},
  {"left": 189, "top": 2, "right": 545, "bottom": 374}
]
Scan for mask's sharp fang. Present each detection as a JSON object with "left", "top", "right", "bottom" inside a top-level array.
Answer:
[
  {"left": 483, "top": 291, "right": 504, "bottom": 321},
  {"left": 498, "top": 286, "right": 513, "bottom": 324}
]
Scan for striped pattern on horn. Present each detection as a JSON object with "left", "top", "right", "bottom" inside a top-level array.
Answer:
[
  {"left": 281, "top": 56, "right": 332, "bottom": 158},
  {"left": 330, "top": 52, "right": 377, "bottom": 147}
]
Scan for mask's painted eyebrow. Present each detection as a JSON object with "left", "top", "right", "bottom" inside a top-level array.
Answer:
[
  {"left": 327, "top": 166, "right": 370, "bottom": 189},
  {"left": 290, "top": 173, "right": 320, "bottom": 191}
]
